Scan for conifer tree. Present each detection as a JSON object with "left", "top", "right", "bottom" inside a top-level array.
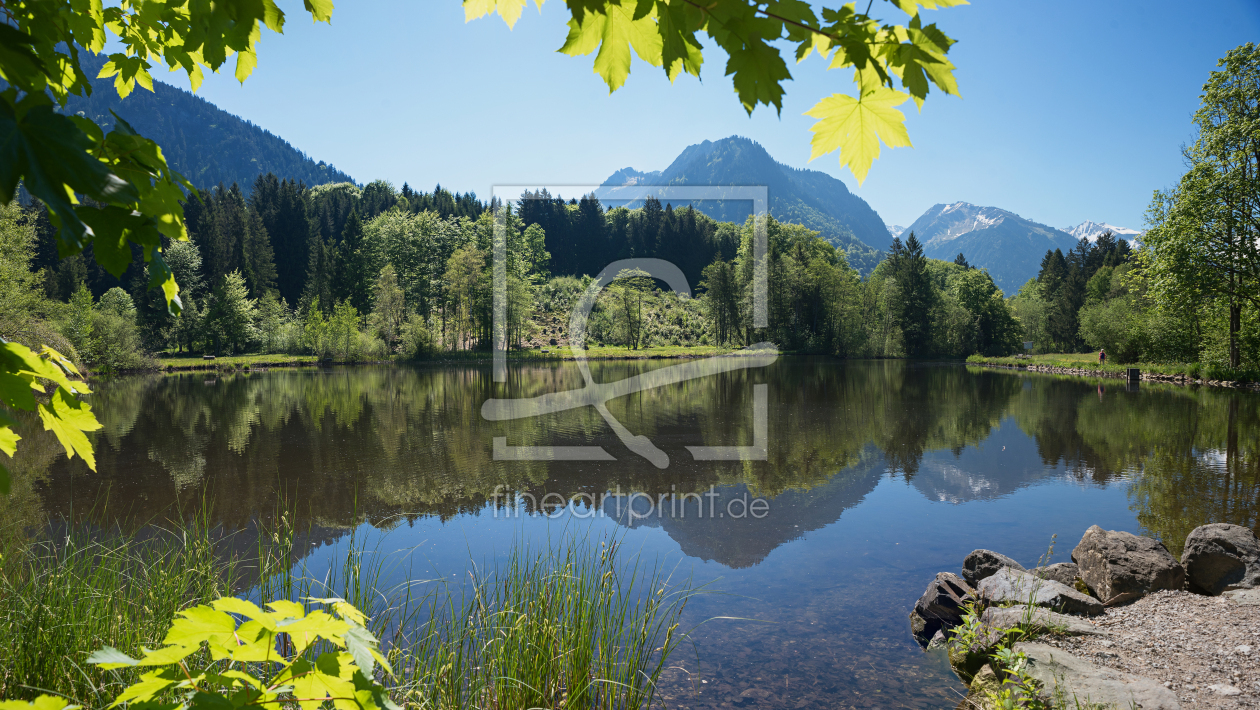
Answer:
[{"left": 242, "top": 210, "right": 278, "bottom": 298}]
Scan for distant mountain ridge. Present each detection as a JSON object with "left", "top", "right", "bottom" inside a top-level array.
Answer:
[
  {"left": 904, "top": 202, "right": 1081, "bottom": 295},
  {"left": 50, "top": 54, "right": 355, "bottom": 191},
  {"left": 600, "top": 136, "right": 888, "bottom": 273}
]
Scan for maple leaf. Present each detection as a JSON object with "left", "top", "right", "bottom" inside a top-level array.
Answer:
[{"left": 805, "top": 87, "right": 912, "bottom": 184}]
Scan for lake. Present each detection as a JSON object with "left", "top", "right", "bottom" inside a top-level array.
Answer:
[{"left": 14, "top": 359, "right": 1260, "bottom": 709}]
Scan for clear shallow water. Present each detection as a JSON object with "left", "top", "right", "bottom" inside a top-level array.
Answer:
[{"left": 14, "top": 359, "right": 1260, "bottom": 709}]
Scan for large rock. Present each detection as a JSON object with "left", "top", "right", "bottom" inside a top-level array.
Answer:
[
  {"left": 1030, "top": 562, "right": 1079, "bottom": 587},
  {"left": 962, "top": 549, "right": 1026, "bottom": 586},
  {"left": 1014, "top": 642, "right": 1181, "bottom": 710},
  {"left": 1071, "top": 525, "right": 1185, "bottom": 605},
  {"left": 975, "top": 567, "right": 1104, "bottom": 616},
  {"left": 981, "top": 606, "right": 1110, "bottom": 637},
  {"left": 1180, "top": 523, "right": 1260, "bottom": 595},
  {"left": 909, "top": 572, "right": 973, "bottom": 646}
]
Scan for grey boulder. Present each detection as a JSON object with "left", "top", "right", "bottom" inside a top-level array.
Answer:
[
  {"left": 975, "top": 567, "right": 1103, "bottom": 616},
  {"left": 909, "top": 571, "right": 973, "bottom": 646},
  {"left": 1030, "top": 561, "right": 1079, "bottom": 587},
  {"left": 962, "top": 549, "right": 1026, "bottom": 586},
  {"left": 1180, "top": 523, "right": 1260, "bottom": 596},
  {"left": 1014, "top": 642, "right": 1180, "bottom": 710},
  {"left": 981, "top": 606, "right": 1110, "bottom": 637},
  {"left": 1072, "top": 525, "right": 1185, "bottom": 605}
]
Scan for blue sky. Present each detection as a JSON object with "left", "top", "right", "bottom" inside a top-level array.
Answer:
[{"left": 160, "top": 0, "right": 1260, "bottom": 232}]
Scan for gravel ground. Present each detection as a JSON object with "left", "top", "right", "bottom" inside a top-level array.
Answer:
[{"left": 1040, "top": 590, "right": 1260, "bottom": 708}]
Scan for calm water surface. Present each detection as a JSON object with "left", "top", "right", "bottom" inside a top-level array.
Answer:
[{"left": 14, "top": 359, "right": 1260, "bottom": 709}]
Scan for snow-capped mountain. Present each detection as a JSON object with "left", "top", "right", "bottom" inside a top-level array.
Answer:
[
  {"left": 887, "top": 224, "right": 906, "bottom": 238},
  {"left": 1064, "top": 221, "right": 1143, "bottom": 242},
  {"left": 903, "top": 202, "right": 1080, "bottom": 295}
]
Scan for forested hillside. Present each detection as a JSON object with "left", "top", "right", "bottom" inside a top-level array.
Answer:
[
  {"left": 52, "top": 54, "right": 354, "bottom": 190},
  {"left": 601, "top": 137, "right": 887, "bottom": 273}
]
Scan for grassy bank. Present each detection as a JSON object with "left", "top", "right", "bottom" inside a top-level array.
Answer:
[
  {"left": 155, "top": 344, "right": 744, "bottom": 372},
  {"left": 966, "top": 352, "right": 1260, "bottom": 385},
  {"left": 0, "top": 514, "right": 696, "bottom": 709}
]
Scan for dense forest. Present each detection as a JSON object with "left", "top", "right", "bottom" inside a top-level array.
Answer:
[{"left": 2, "top": 172, "right": 1026, "bottom": 370}]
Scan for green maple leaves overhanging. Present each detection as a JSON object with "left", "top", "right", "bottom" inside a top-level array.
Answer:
[{"left": 466, "top": 0, "right": 965, "bottom": 184}]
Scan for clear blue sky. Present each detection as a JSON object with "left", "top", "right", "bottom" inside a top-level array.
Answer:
[{"left": 160, "top": 0, "right": 1260, "bottom": 232}]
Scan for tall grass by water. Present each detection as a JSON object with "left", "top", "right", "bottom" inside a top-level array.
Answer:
[{"left": 0, "top": 509, "right": 697, "bottom": 710}]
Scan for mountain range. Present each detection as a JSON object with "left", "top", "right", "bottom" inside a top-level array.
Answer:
[
  {"left": 31, "top": 61, "right": 1144, "bottom": 290},
  {"left": 902, "top": 203, "right": 1083, "bottom": 295},
  {"left": 600, "top": 137, "right": 888, "bottom": 273},
  {"left": 51, "top": 54, "right": 354, "bottom": 190}
]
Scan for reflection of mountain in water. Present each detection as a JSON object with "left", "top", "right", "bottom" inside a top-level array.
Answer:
[
  {"left": 910, "top": 421, "right": 1059, "bottom": 503},
  {"left": 603, "top": 456, "right": 884, "bottom": 568}
]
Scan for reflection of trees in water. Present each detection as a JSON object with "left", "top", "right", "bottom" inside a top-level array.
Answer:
[
  {"left": 1008, "top": 373, "right": 1260, "bottom": 552},
  {"left": 25, "top": 363, "right": 1260, "bottom": 563},
  {"left": 31, "top": 362, "right": 1028, "bottom": 538}
]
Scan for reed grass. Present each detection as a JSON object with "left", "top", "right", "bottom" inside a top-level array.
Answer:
[{"left": 0, "top": 509, "right": 696, "bottom": 710}]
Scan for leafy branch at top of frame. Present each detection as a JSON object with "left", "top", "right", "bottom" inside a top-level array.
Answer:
[
  {"left": 0, "top": 0, "right": 336, "bottom": 495},
  {"left": 464, "top": 0, "right": 966, "bottom": 183}
]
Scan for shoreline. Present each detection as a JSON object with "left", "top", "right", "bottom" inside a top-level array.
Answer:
[
  {"left": 968, "top": 357, "right": 1260, "bottom": 392},
  {"left": 127, "top": 346, "right": 765, "bottom": 375}
]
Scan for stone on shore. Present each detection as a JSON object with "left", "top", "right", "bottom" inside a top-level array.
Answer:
[
  {"left": 1013, "top": 642, "right": 1181, "bottom": 710},
  {"left": 975, "top": 567, "right": 1104, "bottom": 616},
  {"left": 910, "top": 572, "right": 973, "bottom": 646},
  {"left": 1072, "top": 525, "right": 1185, "bottom": 605},
  {"left": 1030, "top": 561, "right": 1079, "bottom": 587},
  {"left": 962, "top": 549, "right": 1026, "bottom": 586},
  {"left": 1224, "top": 588, "right": 1260, "bottom": 605},
  {"left": 980, "top": 606, "right": 1110, "bottom": 636},
  {"left": 1180, "top": 523, "right": 1260, "bottom": 596}
]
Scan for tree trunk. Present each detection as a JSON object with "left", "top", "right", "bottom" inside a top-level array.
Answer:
[{"left": 1230, "top": 298, "right": 1241, "bottom": 369}]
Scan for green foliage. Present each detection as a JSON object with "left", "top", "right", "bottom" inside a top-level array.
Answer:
[
  {"left": 0, "top": 517, "right": 237, "bottom": 701},
  {"left": 0, "top": 0, "right": 334, "bottom": 494},
  {"left": 468, "top": 0, "right": 964, "bottom": 182},
  {"left": 89, "top": 597, "right": 396, "bottom": 710},
  {"left": 206, "top": 270, "right": 258, "bottom": 355},
  {"left": 1144, "top": 42, "right": 1260, "bottom": 369},
  {"left": 886, "top": 233, "right": 937, "bottom": 356}
]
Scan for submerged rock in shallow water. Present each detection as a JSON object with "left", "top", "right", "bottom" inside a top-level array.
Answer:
[
  {"left": 976, "top": 568, "right": 1103, "bottom": 616},
  {"left": 1014, "top": 642, "right": 1181, "bottom": 710},
  {"left": 1072, "top": 525, "right": 1185, "bottom": 605},
  {"left": 962, "top": 549, "right": 1025, "bottom": 586},
  {"left": 1181, "top": 523, "right": 1260, "bottom": 596}
]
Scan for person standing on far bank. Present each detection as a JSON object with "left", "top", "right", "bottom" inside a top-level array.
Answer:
[{"left": 1099, "top": 349, "right": 1106, "bottom": 365}]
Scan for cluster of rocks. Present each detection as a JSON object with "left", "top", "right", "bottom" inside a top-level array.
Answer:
[
  {"left": 909, "top": 523, "right": 1260, "bottom": 709},
  {"left": 984, "top": 361, "right": 1260, "bottom": 390}
]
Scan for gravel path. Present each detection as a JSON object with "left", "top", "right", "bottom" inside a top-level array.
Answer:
[{"left": 1039, "top": 590, "right": 1260, "bottom": 708}]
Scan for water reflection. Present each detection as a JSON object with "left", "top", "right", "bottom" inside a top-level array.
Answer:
[
  {"left": 7, "top": 360, "right": 1260, "bottom": 708},
  {"left": 11, "top": 361, "right": 1258, "bottom": 563}
]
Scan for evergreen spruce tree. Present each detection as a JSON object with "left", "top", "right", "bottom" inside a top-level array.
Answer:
[
  {"left": 888, "top": 233, "right": 937, "bottom": 357},
  {"left": 242, "top": 209, "right": 278, "bottom": 297}
]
